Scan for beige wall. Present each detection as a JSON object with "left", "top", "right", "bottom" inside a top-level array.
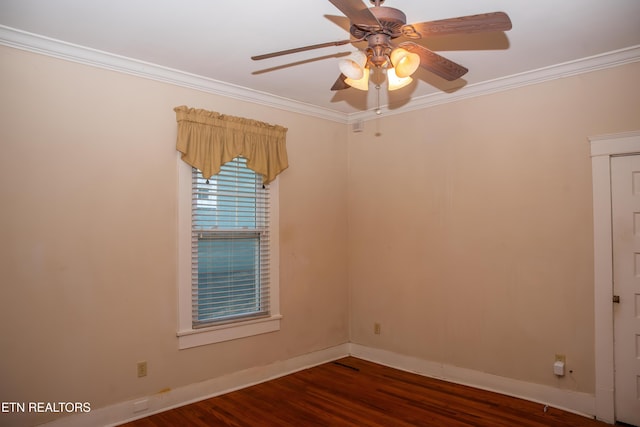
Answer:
[
  {"left": 2, "top": 41, "right": 639, "bottom": 426},
  {"left": 348, "top": 62, "right": 640, "bottom": 393},
  {"left": 0, "top": 46, "right": 349, "bottom": 426}
]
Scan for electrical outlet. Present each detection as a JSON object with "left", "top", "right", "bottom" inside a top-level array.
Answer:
[
  {"left": 374, "top": 322, "right": 381, "bottom": 335},
  {"left": 137, "top": 361, "right": 147, "bottom": 378},
  {"left": 554, "top": 354, "right": 566, "bottom": 376}
]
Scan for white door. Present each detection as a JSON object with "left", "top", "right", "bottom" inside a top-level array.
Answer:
[{"left": 611, "top": 154, "right": 640, "bottom": 426}]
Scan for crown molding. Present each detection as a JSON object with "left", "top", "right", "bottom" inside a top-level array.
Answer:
[
  {"left": 0, "top": 25, "right": 348, "bottom": 124},
  {"left": 1, "top": 25, "right": 638, "bottom": 125}
]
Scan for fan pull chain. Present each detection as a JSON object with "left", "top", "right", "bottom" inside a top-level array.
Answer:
[{"left": 375, "top": 84, "right": 382, "bottom": 115}]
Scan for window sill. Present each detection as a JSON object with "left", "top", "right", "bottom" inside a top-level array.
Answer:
[{"left": 177, "top": 314, "right": 282, "bottom": 349}]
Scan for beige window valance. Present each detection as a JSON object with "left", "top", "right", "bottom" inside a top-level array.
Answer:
[{"left": 174, "top": 106, "right": 288, "bottom": 184}]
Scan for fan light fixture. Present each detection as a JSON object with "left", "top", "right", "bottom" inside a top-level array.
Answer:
[
  {"left": 344, "top": 67, "right": 370, "bottom": 91},
  {"left": 339, "top": 50, "right": 368, "bottom": 80},
  {"left": 390, "top": 48, "right": 420, "bottom": 78},
  {"left": 338, "top": 47, "right": 419, "bottom": 91},
  {"left": 386, "top": 67, "right": 412, "bottom": 90}
]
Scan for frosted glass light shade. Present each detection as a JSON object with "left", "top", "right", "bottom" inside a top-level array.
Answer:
[
  {"left": 345, "top": 67, "right": 370, "bottom": 91},
  {"left": 387, "top": 67, "right": 412, "bottom": 91},
  {"left": 390, "top": 48, "right": 420, "bottom": 78},
  {"left": 339, "top": 50, "right": 368, "bottom": 80}
]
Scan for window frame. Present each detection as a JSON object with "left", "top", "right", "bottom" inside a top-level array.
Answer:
[{"left": 177, "top": 156, "right": 281, "bottom": 349}]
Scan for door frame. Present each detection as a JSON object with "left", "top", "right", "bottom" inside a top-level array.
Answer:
[{"left": 590, "top": 130, "right": 640, "bottom": 423}]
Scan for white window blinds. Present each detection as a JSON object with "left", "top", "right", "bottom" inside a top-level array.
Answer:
[{"left": 191, "top": 157, "right": 270, "bottom": 328}]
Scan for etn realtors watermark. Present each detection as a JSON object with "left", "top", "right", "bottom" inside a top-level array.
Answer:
[{"left": 2, "top": 401, "right": 91, "bottom": 413}]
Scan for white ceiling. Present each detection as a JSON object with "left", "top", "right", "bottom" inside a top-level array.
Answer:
[{"left": 1, "top": 0, "right": 639, "bottom": 119}]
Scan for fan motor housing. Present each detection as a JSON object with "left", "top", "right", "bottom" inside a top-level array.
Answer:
[{"left": 350, "top": 6, "right": 407, "bottom": 39}]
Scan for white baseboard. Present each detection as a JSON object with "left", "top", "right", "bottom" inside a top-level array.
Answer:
[
  {"left": 43, "top": 344, "right": 350, "bottom": 427},
  {"left": 348, "top": 343, "right": 598, "bottom": 421},
  {"left": 43, "top": 342, "right": 600, "bottom": 426}
]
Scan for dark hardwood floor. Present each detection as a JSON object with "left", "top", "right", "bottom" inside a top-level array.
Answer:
[{"left": 120, "top": 357, "right": 610, "bottom": 426}]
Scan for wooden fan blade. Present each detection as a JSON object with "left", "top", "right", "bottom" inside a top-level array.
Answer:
[
  {"left": 399, "top": 42, "right": 468, "bottom": 81},
  {"left": 252, "top": 39, "right": 353, "bottom": 60},
  {"left": 402, "top": 12, "right": 512, "bottom": 38},
  {"left": 328, "top": 0, "right": 381, "bottom": 28},
  {"left": 331, "top": 74, "right": 351, "bottom": 91}
]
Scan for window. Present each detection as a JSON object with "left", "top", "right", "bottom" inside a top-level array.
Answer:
[
  {"left": 177, "top": 156, "right": 281, "bottom": 349},
  {"left": 193, "top": 158, "right": 269, "bottom": 325}
]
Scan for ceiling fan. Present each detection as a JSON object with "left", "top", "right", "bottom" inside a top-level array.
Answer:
[{"left": 252, "top": 0, "right": 512, "bottom": 92}]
